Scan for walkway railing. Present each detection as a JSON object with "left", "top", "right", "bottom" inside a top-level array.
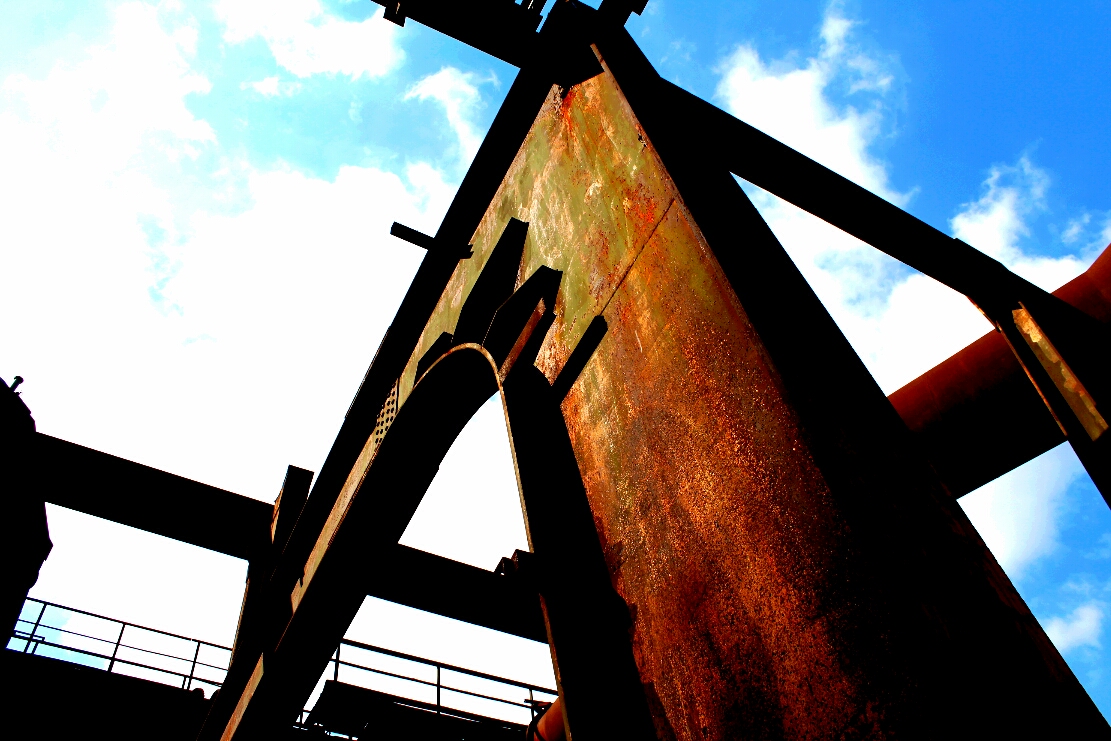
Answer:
[
  {"left": 7, "top": 598, "right": 558, "bottom": 727},
  {"left": 8, "top": 598, "right": 231, "bottom": 696},
  {"left": 327, "top": 637, "right": 557, "bottom": 725}
]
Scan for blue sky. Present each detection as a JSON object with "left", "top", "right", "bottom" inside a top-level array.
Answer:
[{"left": 1, "top": 0, "right": 1109, "bottom": 719}]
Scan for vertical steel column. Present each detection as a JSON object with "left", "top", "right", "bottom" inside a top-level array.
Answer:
[
  {"left": 502, "top": 364, "right": 656, "bottom": 741},
  {"left": 593, "top": 21, "right": 1110, "bottom": 738}
]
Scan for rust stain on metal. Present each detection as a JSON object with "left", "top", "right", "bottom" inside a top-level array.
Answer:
[
  {"left": 220, "top": 655, "right": 264, "bottom": 741},
  {"left": 399, "top": 68, "right": 676, "bottom": 405},
  {"left": 563, "top": 201, "right": 878, "bottom": 741},
  {"left": 401, "top": 61, "right": 906, "bottom": 740},
  {"left": 1012, "top": 305, "right": 1108, "bottom": 440}
]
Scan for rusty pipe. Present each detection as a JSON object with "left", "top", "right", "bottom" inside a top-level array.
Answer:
[{"left": 888, "top": 244, "right": 1111, "bottom": 497}]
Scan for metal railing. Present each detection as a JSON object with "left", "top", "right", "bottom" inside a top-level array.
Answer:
[
  {"left": 328, "top": 637, "right": 557, "bottom": 723},
  {"left": 8, "top": 598, "right": 558, "bottom": 728},
  {"left": 8, "top": 598, "right": 231, "bottom": 696}
]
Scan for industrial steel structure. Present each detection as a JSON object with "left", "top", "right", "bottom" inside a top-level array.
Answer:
[{"left": 4, "top": 1, "right": 1111, "bottom": 738}]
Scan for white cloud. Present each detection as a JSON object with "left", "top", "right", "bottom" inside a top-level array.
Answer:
[
  {"left": 405, "top": 67, "right": 491, "bottom": 167},
  {"left": 951, "top": 156, "right": 1087, "bottom": 290},
  {"left": 1062, "top": 213, "right": 1091, "bottom": 244},
  {"left": 716, "top": 8, "right": 989, "bottom": 393},
  {"left": 660, "top": 38, "right": 697, "bottom": 65},
  {"left": 716, "top": 11, "right": 903, "bottom": 203},
  {"left": 1, "top": 2, "right": 213, "bottom": 168},
  {"left": 240, "top": 75, "right": 302, "bottom": 97},
  {"left": 1, "top": 2, "right": 220, "bottom": 399},
  {"left": 3, "top": 156, "right": 449, "bottom": 500},
  {"left": 959, "top": 443, "right": 1084, "bottom": 580},
  {"left": 0, "top": 0, "right": 455, "bottom": 501},
  {"left": 217, "top": 0, "right": 403, "bottom": 80},
  {"left": 1045, "top": 602, "right": 1105, "bottom": 653},
  {"left": 0, "top": 0, "right": 462, "bottom": 653}
]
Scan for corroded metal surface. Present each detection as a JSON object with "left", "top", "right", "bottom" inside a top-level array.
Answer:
[
  {"left": 563, "top": 200, "right": 868, "bottom": 740},
  {"left": 403, "top": 63, "right": 879, "bottom": 740},
  {"left": 399, "top": 71, "right": 676, "bottom": 405},
  {"left": 398, "top": 49, "right": 1107, "bottom": 741}
]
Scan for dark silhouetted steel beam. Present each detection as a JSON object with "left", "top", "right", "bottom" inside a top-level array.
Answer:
[
  {"left": 369, "top": 0, "right": 542, "bottom": 68},
  {"left": 24, "top": 434, "right": 544, "bottom": 643},
  {"left": 375, "top": 545, "right": 546, "bottom": 642},
  {"left": 33, "top": 433, "right": 272, "bottom": 562}
]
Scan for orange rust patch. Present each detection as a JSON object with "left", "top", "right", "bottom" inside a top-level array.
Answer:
[{"left": 562, "top": 202, "right": 881, "bottom": 741}]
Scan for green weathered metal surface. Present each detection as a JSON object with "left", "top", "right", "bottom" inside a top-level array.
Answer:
[{"left": 399, "top": 73, "right": 676, "bottom": 406}]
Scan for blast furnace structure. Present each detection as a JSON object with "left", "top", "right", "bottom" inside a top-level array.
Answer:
[{"left": 5, "top": 1, "right": 1111, "bottom": 739}]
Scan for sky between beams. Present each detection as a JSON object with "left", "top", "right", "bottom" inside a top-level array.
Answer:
[{"left": 2, "top": 0, "right": 1110, "bottom": 720}]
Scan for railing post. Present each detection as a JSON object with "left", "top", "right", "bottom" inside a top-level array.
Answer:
[
  {"left": 529, "top": 688, "right": 535, "bottom": 719},
  {"left": 436, "top": 665, "right": 441, "bottom": 714},
  {"left": 186, "top": 640, "right": 202, "bottom": 690},
  {"left": 334, "top": 644, "right": 340, "bottom": 682},
  {"left": 107, "top": 623, "right": 126, "bottom": 673},
  {"left": 23, "top": 601, "right": 46, "bottom": 654}
]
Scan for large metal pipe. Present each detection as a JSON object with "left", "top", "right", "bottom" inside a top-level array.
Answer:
[{"left": 889, "top": 245, "right": 1111, "bottom": 496}]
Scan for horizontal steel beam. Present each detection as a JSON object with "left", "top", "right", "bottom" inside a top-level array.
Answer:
[
  {"left": 31, "top": 433, "right": 544, "bottom": 640},
  {"left": 377, "top": 545, "right": 546, "bottom": 642},
  {"left": 34, "top": 433, "right": 272, "bottom": 562}
]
